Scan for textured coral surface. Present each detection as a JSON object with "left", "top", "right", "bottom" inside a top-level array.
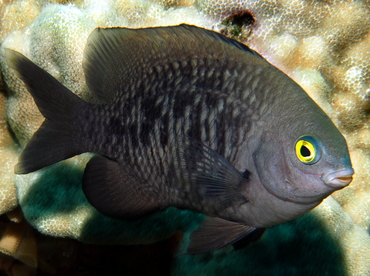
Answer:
[{"left": 0, "top": 0, "right": 369, "bottom": 275}]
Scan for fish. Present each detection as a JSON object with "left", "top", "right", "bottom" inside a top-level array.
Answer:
[{"left": 5, "top": 24, "right": 354, "bottom": 254}]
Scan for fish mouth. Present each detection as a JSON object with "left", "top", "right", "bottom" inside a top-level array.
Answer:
[{"left": 321, "top": 168, "right": 354, "bottom": 188}]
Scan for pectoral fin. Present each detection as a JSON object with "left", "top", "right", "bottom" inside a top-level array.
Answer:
[
  {"left": 177, "top": 136, "right": 249, "bottom": 207},
  {"left": 187, "top": 217, "right": 257, "bottom": 254},
  {"left": 82, "top": 156, "right": 164, "bottom": 219}
]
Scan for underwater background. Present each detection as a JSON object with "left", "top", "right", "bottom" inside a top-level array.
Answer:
[{"left": 0, "top": 0, "right": 369, "bottom": 275}]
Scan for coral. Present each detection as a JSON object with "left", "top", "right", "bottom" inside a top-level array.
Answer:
[
  {"left": 0, "top": 87, "right": 18, "bottom": 216},
  {"left": 0, "top": 0, "right": 369, "bottom": 275},
  {"left": 0, "top": 0, "right": 40, "bottom": 43},
  {"left": 154, "top": 0, "right": 195, "bottom": 9}
]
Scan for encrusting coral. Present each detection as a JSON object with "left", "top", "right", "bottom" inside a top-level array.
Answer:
[
  {"left": 0, "top": 92, "right": 18, "bottom": 216},
  {"left": 0, "top": 0, "right": 369, "bottom": 275}
]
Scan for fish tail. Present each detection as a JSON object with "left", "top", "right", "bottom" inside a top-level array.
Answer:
[{"left": 5, "top": 49, "right": 88, "bottom": 174}]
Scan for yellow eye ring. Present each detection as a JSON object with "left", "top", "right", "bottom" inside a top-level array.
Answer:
[{"left": 295, "top": 136, "right": 321, "bottom": 164}]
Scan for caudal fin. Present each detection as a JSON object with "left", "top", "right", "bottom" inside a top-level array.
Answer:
[{"left": 5, "top": 49, "right": 88, "bottom": 174}]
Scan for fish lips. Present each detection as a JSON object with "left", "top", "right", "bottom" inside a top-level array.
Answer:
[
  {"left": 285, "top": 166, "right": 354, "bottom": 203},
  {"left": 261, "top": 165, "right": 354, "bottom": 205},
  {"left": 321, "top": 167, "right": 354, "bottom": 188}
]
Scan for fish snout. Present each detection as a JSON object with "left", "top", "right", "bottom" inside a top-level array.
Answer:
[{"left": 321, "top": 167, "right": 354, "bottom": 188}]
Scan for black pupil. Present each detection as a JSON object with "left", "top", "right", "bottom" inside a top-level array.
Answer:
[{"left": 300, "top": 145, "right": 311, "bottom": 157}]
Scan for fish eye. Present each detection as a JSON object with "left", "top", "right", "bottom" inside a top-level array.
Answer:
[{"left": 295, "top": 136, "right": 321, "bottom": 165}]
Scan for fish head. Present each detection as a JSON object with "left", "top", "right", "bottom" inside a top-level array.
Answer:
[{"left": 252, "top": 114, "right": 354, "bottom": 205}]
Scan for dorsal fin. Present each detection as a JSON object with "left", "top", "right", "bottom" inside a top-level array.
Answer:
[{"left": 83, "top": 24, "right": 263, "bottom": 102}]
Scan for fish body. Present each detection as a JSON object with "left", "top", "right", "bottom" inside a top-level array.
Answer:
[{"left": 5, "top": 24, "right": 354, "bottom": 253}]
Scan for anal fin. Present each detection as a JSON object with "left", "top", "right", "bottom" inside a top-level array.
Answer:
[
  {"left": 82, "top": 156, "right": 164, "bottom": 219},
  {"left": 187, "top": 217, "right": 257, "bottom": 254}
]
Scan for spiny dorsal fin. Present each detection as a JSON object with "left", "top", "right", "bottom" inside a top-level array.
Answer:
[{"left": 83, "top": 24, "right": 263, "bottom": 102}]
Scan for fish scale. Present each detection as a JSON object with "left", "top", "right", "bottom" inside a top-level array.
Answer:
[
  {"left": 6, "top": 24, "right": 354, "bottom": 254},
  {"left": 85, "top": 78, "right": 245, "bottom": 207}
]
